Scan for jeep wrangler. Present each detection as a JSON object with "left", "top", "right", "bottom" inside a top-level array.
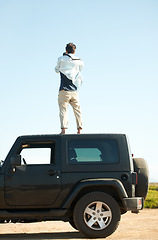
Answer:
[{"left": 0, "top": 134, "right": 149, "bottom": 238}]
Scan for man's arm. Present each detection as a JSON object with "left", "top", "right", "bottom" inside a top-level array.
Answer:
[
  {"left": 54, "top": 58, "right": 61, "bottom": 73},
  {"left": 79, "top": 60, "right": 84, "bottom": 72}
]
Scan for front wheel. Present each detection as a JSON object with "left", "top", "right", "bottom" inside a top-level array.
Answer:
[{"left": 73, "top": 192, "right": 121, "bottom": 238}]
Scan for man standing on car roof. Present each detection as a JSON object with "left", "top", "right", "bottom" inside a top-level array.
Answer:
[{"left": 55, "top": 43, "right": 84, "bottom": 134}]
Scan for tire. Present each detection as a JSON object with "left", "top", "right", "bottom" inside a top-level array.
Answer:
[
  {"left": 133, "top": 158, "right": 149, "bottom": 199},
  {"left": 69, "top": 217, "right": 78, "bottom": 230},
  {"left": 73, "top": 192, "right": 121, "bottom": 238}
]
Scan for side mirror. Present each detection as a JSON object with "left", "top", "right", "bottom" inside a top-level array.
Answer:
[{"left": 10, "top": 154, "right": 21, "bottom": 166}]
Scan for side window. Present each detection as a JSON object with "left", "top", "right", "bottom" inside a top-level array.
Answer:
[
  {"left": 68, "top": 139, "right": 119, "bottom": 164},
  {"left": 20, "top": 142, "right": 55, "bottom": 165},
  {"left": 70, "top": 148, "right": 102, "bottom": 163}
]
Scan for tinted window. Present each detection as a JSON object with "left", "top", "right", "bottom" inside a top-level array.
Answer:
[{"left": 68, "top": 139, "right": 119, "bottom": 164}]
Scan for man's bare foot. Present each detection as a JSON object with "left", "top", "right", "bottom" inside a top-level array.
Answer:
[
  {"left": 60, "top": 128, "right": 66, "bottom": 134},
  {"left": 77, "top": 128, "right": 82, "bottom": 134}
]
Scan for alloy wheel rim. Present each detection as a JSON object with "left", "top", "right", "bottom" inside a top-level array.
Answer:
[{"left": 84, "top": 201, "right": 112, "bottom": 230}]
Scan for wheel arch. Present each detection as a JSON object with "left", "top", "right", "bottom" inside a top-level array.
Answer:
[{"left": 61, "top": 179, "right": 128, "bottom": 213}]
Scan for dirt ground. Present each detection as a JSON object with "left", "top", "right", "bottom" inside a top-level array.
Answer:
[{"left": 0, "top": 209, "right": 157, "bottom": 240}]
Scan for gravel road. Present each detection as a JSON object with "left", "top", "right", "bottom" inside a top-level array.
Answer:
[{"left": 0, "top": 209, "right": 157, "bottom": 240}]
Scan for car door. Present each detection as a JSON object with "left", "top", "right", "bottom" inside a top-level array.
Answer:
[{"left": 4, "top": 141, "right": 61, "bottom": 207}]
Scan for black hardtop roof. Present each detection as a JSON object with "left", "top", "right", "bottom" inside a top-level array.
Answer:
[{"left": 16, "top": 133, "right": 126, "bottom": 142}]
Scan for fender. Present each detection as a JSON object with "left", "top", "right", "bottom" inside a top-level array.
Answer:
[{"left": 61, "top": 178, "right": 128, "bottom": 208}]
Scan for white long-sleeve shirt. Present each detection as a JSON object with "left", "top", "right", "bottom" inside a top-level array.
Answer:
[{"left": 55, "top": 53, "right": 84, "bottom": 89}]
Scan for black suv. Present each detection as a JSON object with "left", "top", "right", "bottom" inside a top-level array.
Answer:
[{"left": 0, "top": 134, "right": 149, "bottom": 238}]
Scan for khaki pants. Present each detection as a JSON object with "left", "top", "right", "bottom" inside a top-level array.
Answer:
[{"left": 58, "top": 90, "right": 82, "bottom": 129}]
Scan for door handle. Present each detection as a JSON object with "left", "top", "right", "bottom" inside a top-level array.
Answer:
[{"left": 48, "top": 170, "right": 57, "bottom": 176}]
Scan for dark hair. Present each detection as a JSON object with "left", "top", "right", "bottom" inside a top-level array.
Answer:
[{"left": 66, "top": 43, "right": 76, "bottom": 54}]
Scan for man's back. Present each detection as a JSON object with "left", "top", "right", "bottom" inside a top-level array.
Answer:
[{"left": 55, "top": 53, "right": 84, "bottom": 88}]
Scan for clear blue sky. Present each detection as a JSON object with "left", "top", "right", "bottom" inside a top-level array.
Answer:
[{"left": 0, "top": 0, "right": 158, "bottom": 181}]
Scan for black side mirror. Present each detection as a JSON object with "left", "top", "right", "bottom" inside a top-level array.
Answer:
[{"left": 10, "top": 154, "right": 21, "bottom": 166}]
